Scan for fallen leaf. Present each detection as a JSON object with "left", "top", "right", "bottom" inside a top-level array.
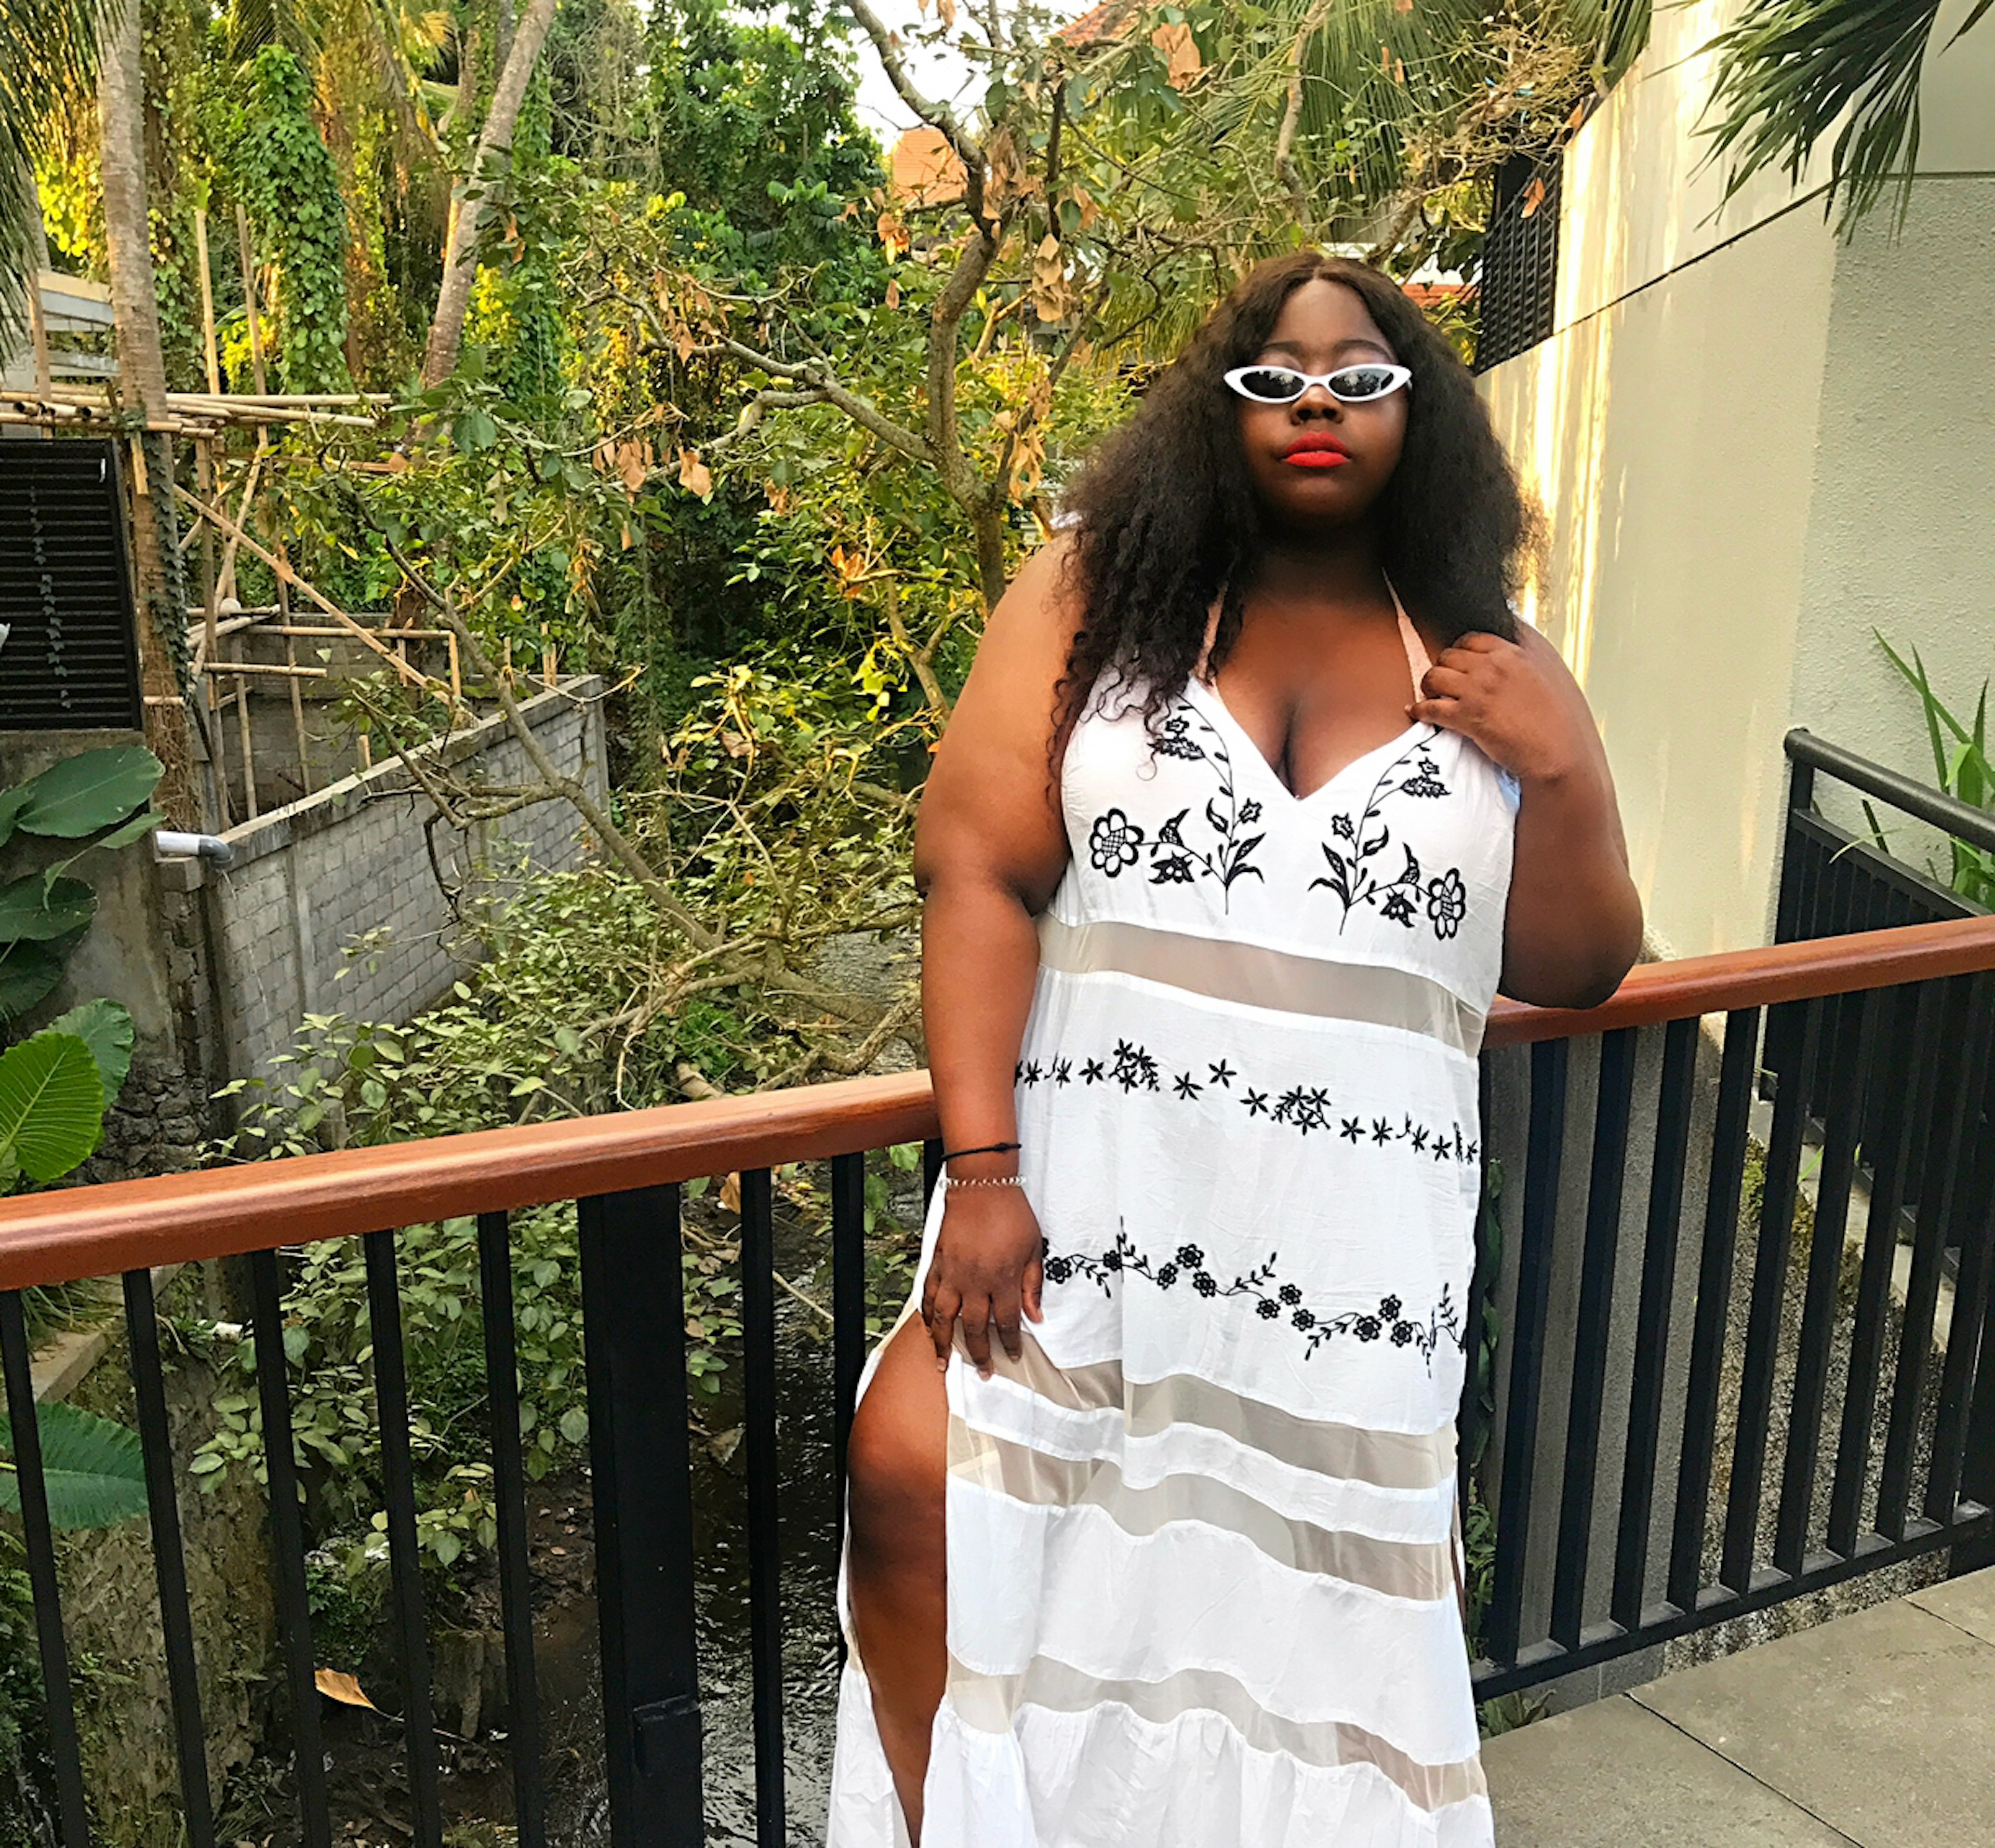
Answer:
[
  {"left": 677, "top": 448, "right": 713, "bottom": 498},
  {"left": 314, "top": 1669, "right": 381, "bottom": 1713},
  {"left": 885, "top": 278, "right": 901, "bottom": 310},
  {"left": 720, "top": 1171, "right": 742, "bottom": 1213},
  {"left": 875, "top": 210, "right": 911, "bottom": 261},
  {"left": 1521, "top": 176, "right": 1547, "bottom": 219}
]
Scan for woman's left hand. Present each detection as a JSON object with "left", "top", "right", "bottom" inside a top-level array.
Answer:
[{"left": 1408, "top": 627, "right": 1596, "bottom": 789}]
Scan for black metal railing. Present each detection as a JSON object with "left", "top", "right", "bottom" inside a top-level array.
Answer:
[
  {"left": 1, "top": 927, "right": 1994, "bottom": 1841},
  {"left": 1776, "top": 727, "right": 1995, "bottom": 1279}
]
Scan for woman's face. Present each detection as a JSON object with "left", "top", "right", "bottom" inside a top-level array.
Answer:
[{"left": 1234, "top": 277, "right": 1408, "bottom": 536}]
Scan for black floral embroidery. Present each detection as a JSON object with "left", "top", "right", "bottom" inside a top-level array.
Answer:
[
  {"left": 1310, "top": 731, "right": 1468, "bottom": 939},
  {"left": 1043, "top": 1222, "right": 1466, "bottom": 1368},
  {"left": 1090, "top": 808, "right": 1145, "bottom": 876},
  {"left": 1427, "top": 868, "right": 1467, "bottom": 939},
  {"left": 1128, "top": 699, "right": 1268, "bottom": 903},
  {"left": 1014, "top": 1040, "right": 1478, "bottom": 1165},
  {"left": 1108, "top": 1039, "right": 1161, "bottom": 1093}
]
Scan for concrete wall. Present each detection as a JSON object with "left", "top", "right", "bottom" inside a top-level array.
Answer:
[
  {"left": 1482, "top": 0, "right": 1995, "bottom": 958},
  {"left": 197, "top": 679, "right": 606, "bottom": 1083},
  {"left": 0, "top": 729, "right": 222, "bottom": 1182}
]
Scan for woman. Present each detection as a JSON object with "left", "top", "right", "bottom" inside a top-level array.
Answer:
[{"left": 830, "top": 253, "right": 1642, "bottom": 1848}]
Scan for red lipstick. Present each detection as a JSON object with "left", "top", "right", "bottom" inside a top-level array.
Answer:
[{"left": 1283, "top": 433, "right": 1350, "bottom": 469}]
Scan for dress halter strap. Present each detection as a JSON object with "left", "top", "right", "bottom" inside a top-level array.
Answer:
[{"left": 1386, "top": 575, "right": 1431, "bottom": 692}]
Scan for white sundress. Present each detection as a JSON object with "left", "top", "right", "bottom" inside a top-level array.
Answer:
[{"left": 829, "top": 600, "right": 1517, "bottom": 1847}]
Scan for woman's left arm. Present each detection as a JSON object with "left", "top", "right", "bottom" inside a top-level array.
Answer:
[{"left": 1411, "top": 625, "right": 1644, "bottom": 1008}]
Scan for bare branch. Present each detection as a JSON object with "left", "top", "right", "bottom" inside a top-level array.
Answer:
[
  {"left": 687, "top": 336, "right": 935, "bottom": 464},
  {"left": 1275, "top": 0, "right": 1337, "bottom": 231},
  {"left": 843, "top": 0, "right": 987, "bottom": 178}
]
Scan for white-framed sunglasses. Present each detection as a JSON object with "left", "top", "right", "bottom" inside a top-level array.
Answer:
[{"left": 1223, "top": 362, "right": 1413, "bottom": 405}]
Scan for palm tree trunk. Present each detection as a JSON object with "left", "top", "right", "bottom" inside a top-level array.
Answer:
[
  {"left": 420, "top": 0, "right": 560, "bottom": 388},
  {"left": 98, "top": 0, "right": 197, "bottom": 819}
]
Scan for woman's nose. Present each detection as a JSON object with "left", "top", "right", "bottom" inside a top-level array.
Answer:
[{"left": 1294, "top": 385, "right": 1342, "bottom": 418}]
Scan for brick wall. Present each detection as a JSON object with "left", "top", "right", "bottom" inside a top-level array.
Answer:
[{"left": 197, "top": 679, "right": 606, "bottom": 1083}]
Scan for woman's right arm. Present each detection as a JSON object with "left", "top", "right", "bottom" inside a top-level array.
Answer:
[{"left": 912, "top": 540, "right": 1084, "bottom": 1378}]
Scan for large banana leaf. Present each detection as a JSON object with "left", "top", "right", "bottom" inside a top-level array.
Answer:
[
  {"left": 0, "top": 1033, "right": 107, "bottom": 1185},
  {"left": 46, "top": 1000, "right": 136, "bottom": 1107},
  {"left": 0, "top": 1401, "right": 149, "bottom": 1530},
  {"left": 12, "top": 748, "right": 163, "bottom": 840},
  {"left": 0, "top": 875, "right": 97, "bottom": 946},
  {"left": 0, "top": 939, "right": 76, "bottom": 1023}
]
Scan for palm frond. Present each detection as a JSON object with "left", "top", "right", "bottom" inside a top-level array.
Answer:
[
  {"left": 1701, "top": 0, "right": 1993, "bottom": 234},
  {"left": 0, "top": 0, "right": 118, "bottom": 345}
]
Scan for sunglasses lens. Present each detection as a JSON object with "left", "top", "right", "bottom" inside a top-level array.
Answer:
[
  {"left": 1328, "top": 365, "right": 1402, "bottom": 401},
  {"left": 1234, "top": 367, "right": 1306, "bottom": 402}
]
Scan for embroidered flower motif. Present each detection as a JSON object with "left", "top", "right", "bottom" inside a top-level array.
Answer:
[
  {"left": 1151, "top": 713, "right": 1207, "bottom": 762},
  {"left": 1427, "top": 868, "right": 1468, "bottom": 939},
  {"left": 1021, "top": 1043, "right": 1479, "bottom": 1166},
  {"left": 1089, "top": 808, "right": 1145, "bottom": 875},
  {"left": 1110, "top": 1039, "right": 1161, "bottom": 1092},
  {"left": 1045, "top": 1225, "right": 1467, "bottom": 1370},
  {"left": 1399, "top": 755, "right": 1450, "bottom": 799}
]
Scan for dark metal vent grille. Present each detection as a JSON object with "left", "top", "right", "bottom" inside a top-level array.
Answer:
[
  {"left": 1474, "top": 156, "right": 1561, "bottom": 374},
  {"left": 0, "top": 438, "right": 143, "bottom": 730}
]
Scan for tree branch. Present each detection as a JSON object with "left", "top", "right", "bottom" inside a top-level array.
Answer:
[{"left": 1275, "top": 0, "right": 1337, "bottom": 231}]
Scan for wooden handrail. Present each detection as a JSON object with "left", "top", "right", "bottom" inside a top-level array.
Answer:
[{"left": 1, "top": 914, "right": 1991, "bottom": 1292}]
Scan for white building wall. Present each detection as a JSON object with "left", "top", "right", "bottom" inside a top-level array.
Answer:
[{"left": 1481, "top": 0, "right": 1995, "bottom": 958}]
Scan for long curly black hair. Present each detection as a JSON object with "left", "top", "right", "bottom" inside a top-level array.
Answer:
[{"left": 1056, "top": 253, "right": 1528, "bottom": 736}]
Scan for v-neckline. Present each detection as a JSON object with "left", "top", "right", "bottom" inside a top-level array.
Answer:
[
  {"left": 1186, "top": 589, "right": 1435, "bottom": 807},
  {"left": 1182, "top": 674, "right": 1430, "bottom": 807}
]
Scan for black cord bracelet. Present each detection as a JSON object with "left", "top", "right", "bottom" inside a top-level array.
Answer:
[{"left": 940, "top": 1139, "right": 1021, "bottom": 1163}]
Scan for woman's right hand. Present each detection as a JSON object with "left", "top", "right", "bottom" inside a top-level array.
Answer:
[{"left": 922, "top": 1186, "right": 1045, "bottom": 1378}]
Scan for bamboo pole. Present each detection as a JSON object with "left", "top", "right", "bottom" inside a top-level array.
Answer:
[
  {"left": 286, "top": 629, "right": 313, "bottom": 795},
  {"left": 199, "top": 660, "right": 331, "bottom": 680},
  {"left": 26, "top": 277, "right": 51, "bottom": 402},
  {"left": 171, "top": 484, "right": 442, "bottom": 693},
  {"left": 215, "top": 449, "right": 265, "bottom": 606},
  {"left": 235, "top": 205, "right": 269, "bottom": 396},
  {"left": 235, "top": 672, "right": 259, "bottom": 819},
  {"left": 194, "top": 209, "right": 221, "bottom": 396}
]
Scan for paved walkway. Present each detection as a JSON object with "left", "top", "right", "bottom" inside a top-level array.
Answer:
[{"left": 1483, "top": 1566, "right": 1995, "bottom": 1845}]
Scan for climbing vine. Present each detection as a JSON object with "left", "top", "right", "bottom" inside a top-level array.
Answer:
[{"left": 233, "top": 46, "right": 350, "bottom": 392}]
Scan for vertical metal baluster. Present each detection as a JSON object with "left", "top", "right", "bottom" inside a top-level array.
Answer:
[
  {"left": 1721, "top": 998, "right": 1821, "bottom": 1592},
  {"left": 1773, "top": 750, "right": 1815, "bottom": 946},
  {"left": 1774, "top": 989, "right": 1876, "bottom": 1574},
  {"left": 1831, "top": 982, "right": 1937, "bottom": 1555},
  {"left": 1613, "top": 1017, "right": 1696, "bottom": 1630},
  {"left": 922, "top": 1137, "right": 944, "bottom": 1209},
  {"left": 1458, "top": 1059, "right": 1499, "bottom": 1528},
  {"left": 580, "top": 1186, "right": 702, "bottom": 1848},
  {"left": 477, "top": 1211, "right": 547, "bottom": 1848},
  {"left": 1880, "top": 978, "right": 1995, "bottom": 1538},
  {"left": 1958, "top": 1241, "right": 1995, "bottom": 1572},
  {"left": 830, "top": 1153, "right": 868, "bottom": 1569},
  {"left": 1550, "top": 1029, "right": 1636, "bottom": 1650},
  {"left": 363, "top": 1231, "right": 443, "bottom": 1848},
  {"left": 1668, "top": 1007, "right": 1759, "bottom": 1612},
  {"left": 1926, "top": 995, "right": 1995, "bottom": 1525},
  {"left": 122, "top": 1267, "right": 217, "bottom": 1848},
  {"left": 0, "top": 1292, "right": 90, "bottom": 1848},
  {"left": 249, "top": 1248, "right": 332, "bottom": 1848},
  {"left": 739, "top": 1169, "right": 785, "bottom": 1847},
  {"left": 1486, "top": 1038, "right": 1566, "bottom": 1668}
]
